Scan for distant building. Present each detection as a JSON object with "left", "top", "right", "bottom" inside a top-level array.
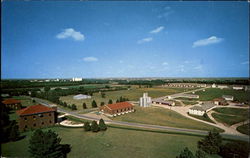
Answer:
[
  {"left": 99, "top": 102, "right": 134, "bottom": 117},
  {"left": 171, "top": 93, "right": 199, "bottom": 99},
  {"left": 2, "top": 99, "right": 22, "bottom": 110},
  {"left": 152, "top": 98, "right": 175, "bottom": 106},
  {"left": 72, "top": 78, "right": 83, "bottom": 81},
  {"left": 213, "top": 98, "right": 227, "bottom": 105},
  {"left": 211, "top": 83, "right": 216, "bottom": 88},
  {"left": 16, "top": 104, "right": 56, "bottom": 131},
  {"left": 233, "top": 86, "right": 244, "bottom": 90},
  {"left": 139, "top": 93, "right": 152, "bottom": 107},
  {"left": 189, "top": 102, "right": 215, "bottom": 116},
  {"left": 217, "top": 85, "right": 228, "bottom": 89},
  {"left": 73, "top": 94, "right": 91, "bottom": 100},
  {"left": 222, "top": 95, "right": 234, "bottom": 101}
]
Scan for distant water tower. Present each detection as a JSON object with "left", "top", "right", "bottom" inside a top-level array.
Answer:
[{"left": 139, "top": 93, "right": 152, "bottom": 107}]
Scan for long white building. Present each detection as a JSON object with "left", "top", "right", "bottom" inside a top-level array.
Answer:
[
  {"left": 139, "top": 93, "right": 152, "bottom": 107},
  {"left": 72, "top": 77, "right": 83, "bottom": 81}
]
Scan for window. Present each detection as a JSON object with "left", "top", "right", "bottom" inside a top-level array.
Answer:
[
  {"left": 24, "top": 117, "right": 27, "bottom": 121},
  {"left": 33, "top": 123, "right": 36, "bottom": 127},
  {"left": 38, "top": 114, "right": 43, "bottom": 117},
  {"left": 25, "top": 125, "right": 28, "bottom": 128},
  {"left": 49, "top": 120, "right": 52, "bottom": 124},
  {"left": 33, "top": 116, "right": 36, "bottom": 119},
  {"left": 49, "top": 113, "right": 51, "bottom": 116},
  {"left": 42, "top": 122, "right": 44, "bottom": 125}
]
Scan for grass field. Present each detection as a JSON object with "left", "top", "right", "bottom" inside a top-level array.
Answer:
[
  {"left": 13, "top": 96, "right": 36, "bottom": 107},
  {"left": 112, "top": 106, "right": 223, "bottom": 132},
  {"left": 1, "top": 126, "right": 222, "bottom": 158},
  {"left": 212, "top": 107, "right": 249, "bottom": 126},
  {"left": 193, "top": 88, "right": 250, "bottom": 102},
  {"left": 182, "top": 101, "right": 198, "bottom": 105},
  {"left": 237, "top": 123, "right": 249, "bottom": 135},
  {"left": 60, "top": 87, "right": 193, "bottom": 110},
  {"left": 188, "top": 113, "right": 215, "bottom": 124}
]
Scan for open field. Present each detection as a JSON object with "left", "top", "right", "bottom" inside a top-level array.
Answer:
[
  {"left": 212, "top": 113, "right": 247, "bottom": 126},
  {"left": 188, "top": 113, "right": 215, "bottom": 124},
  {"left": 193, "top": 88, "right": 250, "bottom": 102},
  {"left": 212, "top": 107, "right": 249, "bottom": 126},
  {"left": 1, "top": 126, "right": 221, "bottom": 158},
  {"left": 112, "top": 106, "right": 223, "bottom": 132},
  {"left": 237, "top": 123, "right": 249, "bottom": 135},
  {"left": 182, "top": 101, "right": 198, "bottom": 105},
  {"left": 12, "top": 96, "right": 36, "bottom": 107},
  {"left": 60, "top": 87, "right": 194, "bottom": 110}
]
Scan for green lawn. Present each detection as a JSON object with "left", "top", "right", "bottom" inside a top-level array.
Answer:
[
  {"left": 13, "top": 96, "right": 36, "bottom": 107},
  {"left": 193, "top": 88, "right": 250, "bottom": 102},
  {"left": 237, "top": 123, "right": 250, "bottom": 135},
  {"left": 182, "top": 101, "right": 198, "bottom": 105},
  {"left": 212, "top": 113, "right": 247, "bottom": 126},
  {"left": 212, "top": 108, "right": 249, "bottom": 126},
  {"left": 60, "top": 87, "right": 193, "bottom": 111},
  {"left": 1, "top": 126, "right": 221, "bottom": 158},
  {"left": 188, "top": 113, "right": 215, "bottom": 124},
  {"left": 213, "top": 108, "right": 249, "bottom": 116},
  {"left": 112, "top": 106, "right": 223, "bottom": 132}
]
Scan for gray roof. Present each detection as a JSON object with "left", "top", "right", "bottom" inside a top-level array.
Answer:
[
  {"left": 152, "top": 98, "right": 174, "bottom": 105},
  {"left": 190, "top": 102, "right": 215, "bottom": 111}
]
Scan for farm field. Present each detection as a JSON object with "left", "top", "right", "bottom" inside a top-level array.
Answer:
[
  {"left": 193, "top": 88, "right": 250, "bottom": 102},
  {"left": 1, "top": 126, "right": 222, "bottom": 158},
  {"left": 237, "top": 123, "right": 249, "bottom": 135},
  {"left": 212, "top": 107, "right": 249, "bottom": 126},
  {"left": 60, "top": 87, "right": 194, "bottom": 110},
  {"left": 112, "top": 106, "right": 223, "bottom": 132}
]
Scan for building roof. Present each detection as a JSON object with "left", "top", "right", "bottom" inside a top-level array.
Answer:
[
  {"left": 190, "top": 102, "right": 215, "bottom": 111},
  {"left": 222, "top": 95, "right": 234, "bottom": 99},
  {"left": 213, "top": 98, "right": 225, "bottom": 101},
  {"left": 2, "top": 99, "right": 21, "bottom": 105},
  {"left": 16, "top": 104, "right": 55, "bottom": 116},
  {"left": 151, "top": 98, "right": 174, "bottom": 105},
  {"left": 104, "top": 102, "right": 133, "bottom": 110}
]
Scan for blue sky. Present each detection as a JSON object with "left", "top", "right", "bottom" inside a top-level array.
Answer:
[{"left": 2, "top": 1, "right": 249, "bottom": 79}]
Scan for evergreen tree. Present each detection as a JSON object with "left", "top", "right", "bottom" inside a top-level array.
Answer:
[
  {"left": 99, "top": 119, "right": 107, "bottom": 131},
  {"left": 176, "top": 147, "right": 195, "bottom": 158},
  {"left": 198, "top": 130, "right": 222, "bottom": 154},
  {"left": 29, "top": 129, "right": 66, "bottom": 158},
  {"left": 71, "top": 104, "right": 77, "bottom": 110},
  {"left": 195, "top": 149, "right": 207, "bottom": 158},
  {"left": 82, "top": 103, "right": 87, "bottom": 109},
  {"left": 100, "top": 102, "right": 105, "bottom": 106},
  {"left": 9, "top": 121, "right": 20, "bottom": 141},
  {"left": 83, "top": 122, "right": 91, "bottom": 131},
  {"left": 92, "top": 100, "right": 97, "bottom": 108},
  {"left": 116, "top": 99, "right": 119, "bottom": 103},
  {"left": 91, "top": 120, "right": 99, "bottom": 132},
  {"left": 101, "top": 93, "right": 106, "bottom": 98},
  {"left": 108, "top": 99, "right": 113, "bottom": 104}
]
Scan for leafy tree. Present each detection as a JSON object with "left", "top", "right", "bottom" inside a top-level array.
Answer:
[
  {"left": 71, "top": 104, "right": 77, "bottom": 110},
  {"left": 195, "top": 149, "right": 207, "bottom": 158},
  {"left": 29, "top": 129, "right": 69, "bottom": 158},
  {"left": 83, "top": 122, "right": 91, "bottom": 131},
  {"left": 44, "top": 86, "right": 51, "bottom": 92},
  {"left": 99, "top": 119, "right": 107, "bottom": 131},
  {"left": 101, "top": 93, "right": 106, "bottom": 98},
  {"left": 219, "top": 141, "right": 250, "bottom": 158},
  {"left": 31, "top": 90, "right": 37, "bottom": 97},
  {"left": 91, "top": 120, "right": 99, "bottom": 132},
  {"left": 63, "top": 102, "right": 67, "bottom": 107},
  {"left": 9, "top": 121, "right": 20, "bottom": 141},
  {"left": 82, "top": 103, "right": 87, "bottom": 109},
  {"left": 92, "top": 100, "right": 97, "bottom": 108},
  {"left": 198, "top": 130, "right": 222, "bottom": 154},
  {"left": 108, "top": 99, "right": 113, "bottom": 104},
  {"left": 176, "top": 147, "right": 195, "bottom": 158},
  {"left": 100, "top": 102, "right": 105, "bottom": 106}
]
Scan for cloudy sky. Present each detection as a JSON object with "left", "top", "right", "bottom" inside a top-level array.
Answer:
[{"left": 2, "top": 1, "right": 249, "bottom": 78}]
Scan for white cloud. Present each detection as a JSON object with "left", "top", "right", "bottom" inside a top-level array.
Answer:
[
  {"left": 194, "top": 65, "right": 203, "bottom": 71},
  {"left": 162, "top": 62, "right": 168, "bottom": 66},
  {"left": 83, "top": 57, "right": 98, "bottom": 62},
  {"left": 56, "top": 28, "right": 85, "bottom": 41},
  {"left": 192, "top": 36, "right": 223, "bottom": 48},
  {"left": 241, "top": 61, "right": 249, "bottom": 65},
  {"left": 150, "top": 26, "right": 165, "bottom": 34},
  {"left": 137, "top": 37, "right": 153, "bottom": 44}
]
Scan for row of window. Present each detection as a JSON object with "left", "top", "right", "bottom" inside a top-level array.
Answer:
[
  {"left": 23, "top": 113, "right": 52, "bottom": 120},
  {"left": 24, "top": 120, "right": 53, "bottom": 128},
  {"left": 115, "top": 108, "right": 133, "bottom": 113}
]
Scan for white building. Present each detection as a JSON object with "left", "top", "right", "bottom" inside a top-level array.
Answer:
[
  {"left": 72, "top": 78, "right": 83, "bottom": 81},
  {"left": 73, "top": 94, "right": 91, "bottom": 100},
  {"left": 189, "top": 102, "right": 215, "bottom": 116},
  {"left": 211, "top": 83, "right": 216, "bottom": 88},
  {"left": 217, "top": 85, "right": 228, "bottom": 89},
  {"left": 139, "top": 93, "right": 152, "bottom": 107},
  {"left": 222, "top": 95, "right": 234, "bottom": 101},
  {"left": 233, "top": 86, "right": 244, "bottom": 90}
]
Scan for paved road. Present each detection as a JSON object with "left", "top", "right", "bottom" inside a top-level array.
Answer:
[{"left": 34, "top": 98, "right": 249, "bottom": 141}]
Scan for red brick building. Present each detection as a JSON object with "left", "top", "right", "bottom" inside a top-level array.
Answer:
[
  {"left": 99, "top": 102, "right": 134, "bottom": 117},
  {"left": 213, "top": 98, "right": 227, "bottom": 105},
  {"left": 16, "top": 104, "right": 56, "bottom": 131},
  {"left": 2, "top": 99, "right": 22, "bottom": 110}
]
